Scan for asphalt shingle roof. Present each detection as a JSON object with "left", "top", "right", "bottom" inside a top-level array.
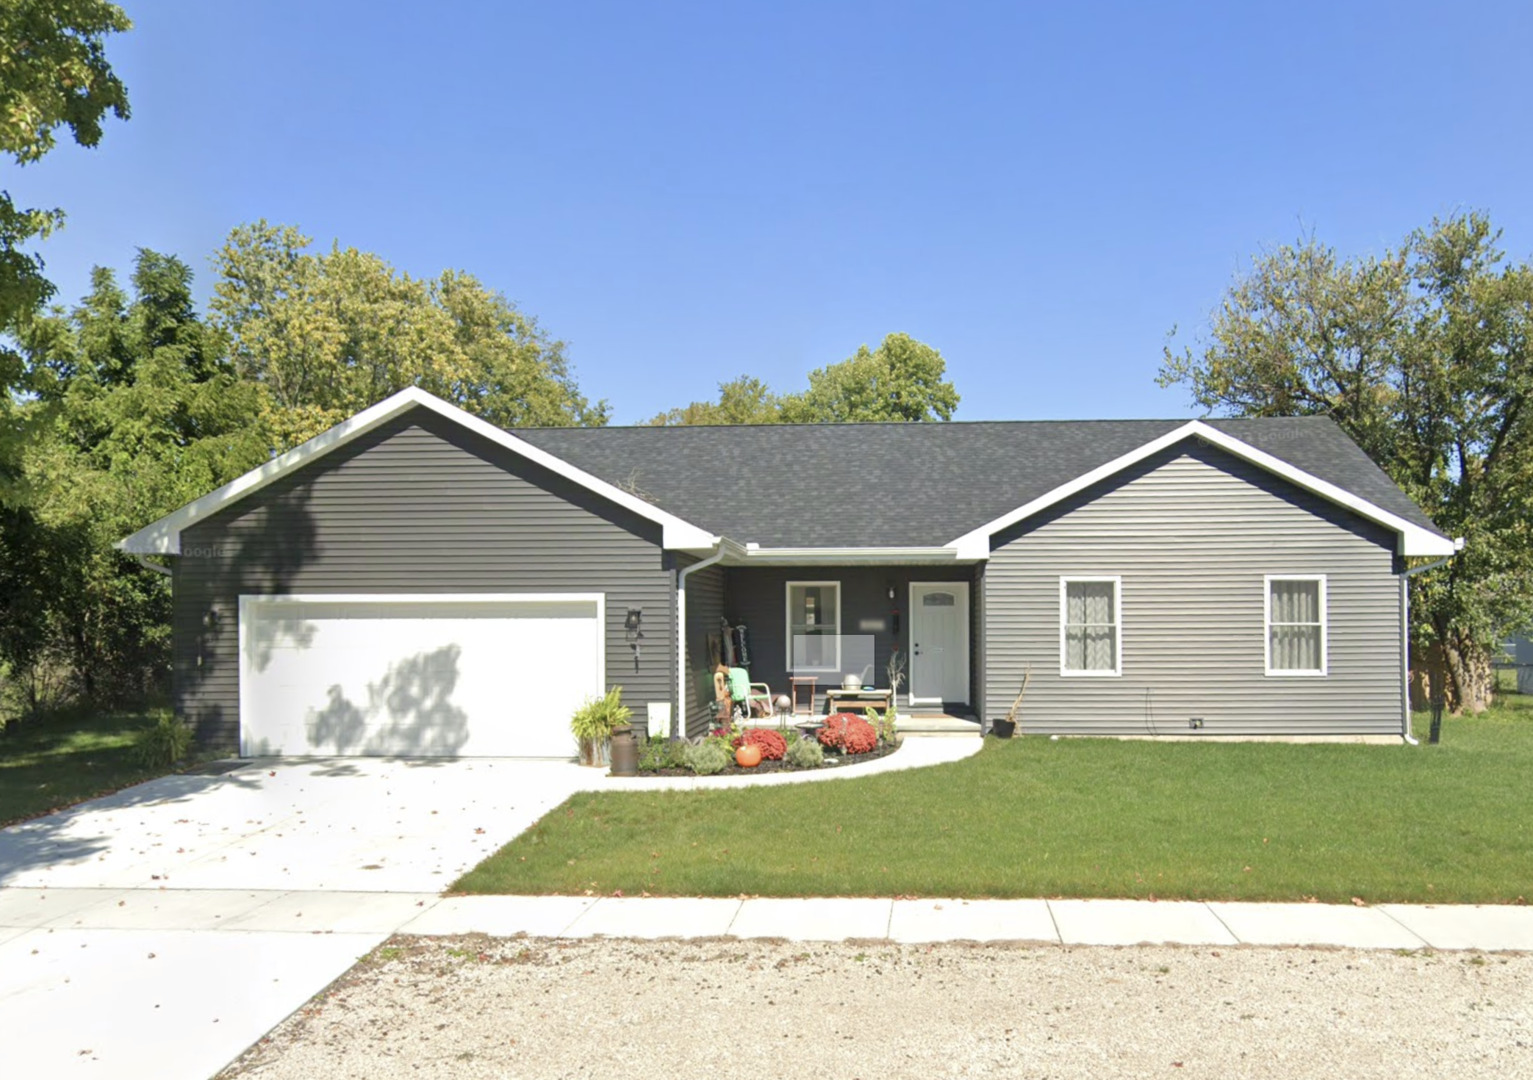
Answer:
[{"left": 515, "top": 415, "right": 1444, "bottom": 548}]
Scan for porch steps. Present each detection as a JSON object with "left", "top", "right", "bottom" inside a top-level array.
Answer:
[{"left": 899, "top": 713, "right": 982, "bottom": 737}]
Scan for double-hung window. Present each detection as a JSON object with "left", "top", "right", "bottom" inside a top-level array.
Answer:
[
  {"left": 1265, "top": 576, "right": 1327, "bottom": 675},
  {"left": 786, "top": 581, "right": 840, "bottom": 672},
  {"left": 1060, "top": 577, "right": 1121, "bottom": 676}
]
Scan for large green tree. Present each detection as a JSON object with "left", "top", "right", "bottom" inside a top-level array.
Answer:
[
  {"left": 1, "top": 0, "right": 132, "bottom": 508},
  {"left": 210, "top": 222, "right": 607, "bottom": 451},
  {"left": 1160, "top": 213, "right": 1533, "bottom": 718},
  {"left": 782, "top": 332, "right": 959, "bottom": 423},
  {"left": 650, "top": 333, "right": 960, "bottom": 425},
  {"left": 647, "top": 375, "right": 782, "bottom": 426},
  {"left": 5, "top": 249, "right": 264, "bottom": 711},
  {"left": 0, "top": 0, "right": 130, "bottom": 322}
]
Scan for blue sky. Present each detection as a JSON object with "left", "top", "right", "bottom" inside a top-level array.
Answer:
[{"left": 11, "top": 1, "right": 1531, "bottom": 423}]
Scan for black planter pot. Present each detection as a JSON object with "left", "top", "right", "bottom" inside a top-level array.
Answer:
[{"left": 989, "top": 718, "right": 1017, "bottom": 739}]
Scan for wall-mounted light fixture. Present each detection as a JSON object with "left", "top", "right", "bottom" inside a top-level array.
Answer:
[
  {"left": 625, "top": 608, "right": 644, "bottom": 666},
  {"left": 886, "top": 582, "right": 896, "bottom": 600}
]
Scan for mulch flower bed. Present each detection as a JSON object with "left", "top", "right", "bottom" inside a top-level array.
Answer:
[{"left": 633, "top": 738, "right": 901, "bottom": 778}]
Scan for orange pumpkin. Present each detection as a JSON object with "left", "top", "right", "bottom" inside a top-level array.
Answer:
[{"left": 735, "top": 743, "right": 763, "bottom": 768}]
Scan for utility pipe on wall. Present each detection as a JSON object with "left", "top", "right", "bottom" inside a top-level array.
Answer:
[{"left": 676, "top": 544, "right": 726, "bottom": 740}]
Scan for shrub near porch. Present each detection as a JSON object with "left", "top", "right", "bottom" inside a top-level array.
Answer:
[{"left": 454, "top": 712, "right": 1533, "bottom": 904}]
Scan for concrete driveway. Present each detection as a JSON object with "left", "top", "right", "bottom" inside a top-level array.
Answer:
[{"left": 0, "top": 757, "right": 593, "bottom": 1080}]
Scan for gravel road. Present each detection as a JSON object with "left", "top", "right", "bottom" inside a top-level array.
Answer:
[{"left": 220, "top": 936, "right": 1533, "bottom": 1079}]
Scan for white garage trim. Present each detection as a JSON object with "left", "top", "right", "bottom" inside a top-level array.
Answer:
[{"left": 237, "top": 592, "right": 605, "bottom": 758}]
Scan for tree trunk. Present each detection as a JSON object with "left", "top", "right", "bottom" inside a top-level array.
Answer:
[{"left": 1443, "top": 636, "right": 1492, "bottom": 715}]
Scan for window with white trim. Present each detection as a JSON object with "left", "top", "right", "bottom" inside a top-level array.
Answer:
[
  {"left": 1060, "top": 577, "right": 1120, "bottom": 676},
  {"left": 786, "top": 581, "right": 840, "bottom": 672},
  {"left": 1265, "top": 576, "right": 1327, "bottom": 675}
]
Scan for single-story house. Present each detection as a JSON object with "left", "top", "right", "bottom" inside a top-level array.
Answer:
[{"left": 119, "top": 387, "right": 1458, "bottom": 756}]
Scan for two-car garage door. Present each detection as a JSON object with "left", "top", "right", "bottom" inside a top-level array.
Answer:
[{"left": 239, "top": 594, "right": 603, "bottom": 758}]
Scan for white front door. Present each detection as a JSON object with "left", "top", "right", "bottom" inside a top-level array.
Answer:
[{"left": 909, "top": 582, "right": 970, "bottom": 705}]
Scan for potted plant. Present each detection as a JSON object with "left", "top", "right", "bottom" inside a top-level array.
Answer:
[
  {"left": 570, "top": 686, "right": 632, "bottom": 766},
  {"left": 992, "top": 665, "right": 1031, "bottom": 738}
]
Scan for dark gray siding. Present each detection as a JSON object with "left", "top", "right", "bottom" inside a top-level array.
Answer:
[
  {"left": 682, "top": 559, "right": 725, "bottom": 737},
  {"left": 174, "top": 407, "right": 676, "bottom": 750},
  {"left": 983, "top": 441, "right": 1405, "bottom": 736},
  {"left": 721, "top": 565, "right": 975, "bottom": 712}
]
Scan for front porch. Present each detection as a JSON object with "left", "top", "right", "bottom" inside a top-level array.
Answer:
[{"left": 683, "top": 562, "right": 985, "bottom": 736}]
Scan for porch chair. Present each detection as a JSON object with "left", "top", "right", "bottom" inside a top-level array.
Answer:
[{"left": 718, "top": 665, "right": 775, "bottom": 721}]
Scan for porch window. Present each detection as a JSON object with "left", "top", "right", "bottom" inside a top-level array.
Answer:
[
  {"left": 1060, "top": 577, "right": 1120, "bottom": 676},
  {"left": 1265, "top": 576, "right": 1327, "bottom": 675},
  {"left": 786, "top": 581, "right": 840, "bottom": 672}
]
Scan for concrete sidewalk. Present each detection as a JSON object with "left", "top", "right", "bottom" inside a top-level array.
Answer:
[
  {"left": 11, "top": 887, "right": 1532, "bottom": 952},
  {"left": 401, "top": 894, "right": 1533, "bottom": 952}
]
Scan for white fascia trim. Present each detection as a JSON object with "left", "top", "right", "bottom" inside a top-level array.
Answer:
[
  {"left": 735, "top": 545, "right": 964, "bottom": 566},
  {"left": 946, "top": 420, "right": 1456, "bottom": 559},
  {"left": 118, "top": 387, "right": 716, "bottom": 554}
]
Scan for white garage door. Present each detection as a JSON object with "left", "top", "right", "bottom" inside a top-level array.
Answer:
[{"left": 239, "top": 594, "right": 604, "bottom": 758}]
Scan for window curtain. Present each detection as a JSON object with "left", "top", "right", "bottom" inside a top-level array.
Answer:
[
  {"left": 1065, "top": 581, "right": 1116, "bottom": 671},
  {"left": 790, "top": 585, "right": 837, "bottom": 670},
  {"left": 1269, "top": 580, "right": 1322, "bottom": 670}
]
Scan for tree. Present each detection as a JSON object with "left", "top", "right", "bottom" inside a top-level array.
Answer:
[
  {"left": 1160, "top": 213, "right": 1533, "bottom": 718},
  {"left": 782, "top": 333, "right": 960, "bottom": 423},
  {"left": 210, "top": 222, "right": 607, "bottom": 450},
  {"left": 1, "top": 0, "right": 132, "bottom": 513},
  {"left": 647, "top": 375, "right": 782, "bottom": 426},
  {"left": 650, "top": 333, "right": 960, "bottom": 426},
  {"left": 4, "top": 249, "right": 265, "bottom": 710},
  {"left": 0, "top": 0, "right": 132, "bottom": 364}
]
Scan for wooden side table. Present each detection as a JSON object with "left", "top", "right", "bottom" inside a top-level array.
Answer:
[
  {"left": 788, "top": 676, "right": 817, "bottom": 716},
  {"left": 823, "top": 688, "right": 893, "bottom": 716}
]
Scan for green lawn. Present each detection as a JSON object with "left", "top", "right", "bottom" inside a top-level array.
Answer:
[
  {"left": 454, "top": 696, "right": 1533, "bottom": 904},
  {"left": 0, "top": 704, "right": 204, "bottom": 827}
]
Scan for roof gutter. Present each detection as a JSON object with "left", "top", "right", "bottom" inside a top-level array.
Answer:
[
  {"left": 735, "top": 544, "right": 968, "bottom": 566},
  {"left": 131, "top": 554, "right": 173, "bottom": 578}
]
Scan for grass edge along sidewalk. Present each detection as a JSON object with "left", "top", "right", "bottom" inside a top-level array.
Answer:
[{"left": 455, "top": 700, "right": 1532, "bottom": 906}]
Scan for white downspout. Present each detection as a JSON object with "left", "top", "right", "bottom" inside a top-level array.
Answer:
[
  {"left": 676, "top": 544, "right": 726, "bottom": 740},
  {"left": 1400, "top": 542, "right": 1464, "bottom": 745}
]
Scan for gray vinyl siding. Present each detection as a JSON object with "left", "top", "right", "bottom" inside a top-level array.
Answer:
[
  {"left": 682, "top": 559, "right": 725, "bottom": 737},
  {"left": 983, "top": 442, "right": 1405, "bottom": 736},
  {"left": 721, "top": 565, "right": 975, "bottom": 712},
  {"left": 173, "top": 407, "right": 676, "bottom": 751}
]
